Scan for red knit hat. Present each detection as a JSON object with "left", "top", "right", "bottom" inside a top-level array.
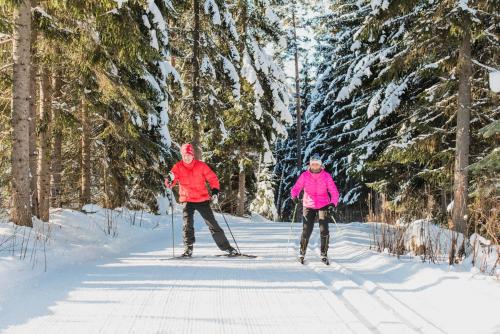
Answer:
[{"left": 181, "top": 143, "right": 194, "bottom": 157}]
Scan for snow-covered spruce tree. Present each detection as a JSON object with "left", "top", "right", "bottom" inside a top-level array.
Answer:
[
  {"left": 277, "top": 0, "right": 498, "bottom": 230},
  {"left": 250, "top": 156, "right": 278, "bottom": 221},
  {"left": 168, "top": 0, "right": 244, "bottom": 159},
  {"left": 89, "top": 0, "right": 180, "bottom": 209},
  {"left": 169, "top": 1, "right": 291, "bottom": 216},
  {"left": 12, "top": 0, "right": 180, "bottom": 211},
  {"left": 226, "top": 0, "right": 291, "bottom": 216},
  {"left": 274, "top": 56, "right": 313, "bottom": 220},
  {"left": 272, "top": 0, "right": 321, "bottom": 220},
  {"left": 298, "top": 0, "right": 369, "bottom": 222},
  {"left": 347, "top": 0, "right": 499, "bottom": 233}
]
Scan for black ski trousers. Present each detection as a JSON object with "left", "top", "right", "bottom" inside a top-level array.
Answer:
[
  {"left": 299, "top": 206, "right": 331, "bottom": 256},
  {"left": 183, "top": 201, "right": 231, "bottom": 251}
]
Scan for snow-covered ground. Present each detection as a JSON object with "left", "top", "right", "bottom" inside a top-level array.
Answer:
[{"left": 0, "top": 207, "right": 499, "bottom": 334}]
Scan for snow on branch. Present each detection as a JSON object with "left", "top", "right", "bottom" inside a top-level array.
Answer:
[
  {"left": 204, "top": 0, "right": 221, "bottom": 25},
  {"left": 221, "top": 56, "right": 241, "bottom": 99}
]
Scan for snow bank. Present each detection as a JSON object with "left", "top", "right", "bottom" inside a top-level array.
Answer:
[
  {"left": 489, "top": 71, "right": 500, "bottom": 93},
  {"left": 403, "top": 219, "right": 465, "bottom": 257},
  {"left": 467, "top": 233, "right": 499, "bottom": 276},
  {"left": 373, "top": 219, "right": 498, "bottom": 276},
  {"left": 0, "top": 205, "right": 164, "bottom": 303}
]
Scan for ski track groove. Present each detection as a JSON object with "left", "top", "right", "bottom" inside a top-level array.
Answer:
[
  {"left": 305, "top": 225, "right": 447, "bottom": 334},
  {"left": 1, "top": 216, "right": 468, "bottom": 334},
  {"left": 300, "top": 241, "right": 383, "bottom": 333}
]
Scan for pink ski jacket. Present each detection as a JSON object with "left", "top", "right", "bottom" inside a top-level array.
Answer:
[{"left": 291, "top": 169, "right": 340, "bottom": 209}]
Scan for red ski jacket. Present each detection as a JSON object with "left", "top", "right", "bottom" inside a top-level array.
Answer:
[{"left": 167, "top": 160, "right": 220, "bottom": 203}]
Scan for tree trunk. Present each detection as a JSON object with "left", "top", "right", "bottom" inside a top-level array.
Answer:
[
  {"left": 81, "top": 99, "right": 91, "bottom": 207},
  {"left": 29, "top": 1, "right": 38, "bottom": 217},
  {"left": 37, "top": 66, "right": 52, "bottom": 222},
  {"left": 237, "top": 160, "right": 246, "bottom": 216},
  {"left": 451, "top": 19, "right": 472, "bottom": 237},
  {"left": 191, "top": 0, "right": 202, "bottom": 160},
  {"left": 10, "top": 0, "right": 32, "bottom": 227},
  {"left": 292, "top": 8, "right": 302, "bottom": 168},
  {"left": 50, "top": 73, "right": 63, "bottom": 208}
]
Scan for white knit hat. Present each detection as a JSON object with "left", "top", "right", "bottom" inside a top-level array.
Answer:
[{"left": 310, "top": 154, "right": 322, "bottom": 165}]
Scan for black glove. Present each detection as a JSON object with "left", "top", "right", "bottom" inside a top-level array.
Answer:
[
  {"left": 211, "top": 189, "right": 220, "bottom": 204},
  {"left": 292, "top": 197, "right": 299, "bottom": 205}
]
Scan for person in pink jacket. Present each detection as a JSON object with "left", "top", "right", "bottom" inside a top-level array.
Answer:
[{"left": 291, "top": 154, "right": 339, "bottom": 263}]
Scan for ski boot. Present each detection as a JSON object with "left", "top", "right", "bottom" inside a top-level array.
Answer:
[
  {"left": 298, "top": 254, "right": 305, "bottom": 264},
  {"left": 321, "top": 254, "right": 330, "bottom": 265},
  {"left": 225, "top": 246, "right": 239, "bottom": 256},
  {"left": 181, "top": 245, "right": 193, "bottom": 258}
]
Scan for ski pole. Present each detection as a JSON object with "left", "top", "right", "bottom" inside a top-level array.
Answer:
[
  {"left": 170, "top": 188, "right": 175, "bottom": 258},
  {"left": 215, "top": 201, "right": 241, "bottom": 254},
  {"left": 165, "top": 187, "right": 175, "bottom": 258},
  {"left": 329, "top": 209, "right": 338, "bottom": 225},
  {"left": 327, "top": 208, "right": 339, "bottom": 252},
  {"left": 287, "top": 202, "right": 299, "bottom": 256}
]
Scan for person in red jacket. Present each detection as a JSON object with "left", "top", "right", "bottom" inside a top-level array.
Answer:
[{"left": 166, "top": 143, "right": 237, "bottom": 257}]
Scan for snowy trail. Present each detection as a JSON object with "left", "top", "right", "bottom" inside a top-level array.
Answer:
[{"left": 1, "top": 213, "right": 499, "bottom": 334}]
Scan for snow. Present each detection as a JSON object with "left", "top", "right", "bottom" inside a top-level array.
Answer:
[
  {"left": 147, "top": 0, "right": 169, "bottom": 45},
  {"left": 447, "top": 200, "right": 454, "bottom": 213},
  {"left": 223, "top": 9, "right": 239, "bottom": 41},
  {"left": 159, "top": 100, "right": 171, "bottom": 147},
  {"left": 350, "top": 40, "right": 362, "bottom": 51},
  {"left": 467, "top": 234, "right": 498, "bottom": 276},
  {"left": 262, "top": 137, "right": 275, "bottom": 164},
  {"left": 158, "top": 60, "right": 181, "bottom": 85},
  {"left": 201, "top": 55, "right": 217, "bottom": 79},
  {"left": 142, "top": 72, "right": 162, "bottom": 94},
  {"left": 265, "top": 8, "right": 280, "bottom": 25},
  {"left": 221, "top": 56, "right": 241, "bottom": 99},
  {"left": 204, "top": 0, "right": 221, "bottom": 25},
  {"left": 370, "top": 0, "right": 391, "bottom": 14},
  {"left": 149, "top": 29, "right": 159, "bottom": 50},
  {"left": 379, "top": 78, "right": 409, "bottom": 117},
  {"left": 113, "top": 0, "right": 128, "bottom": 9},
  {"left": 142, "top": 14, "right": 151, "bottom": 29},
  {"left": 489, "top": 71, "right": 500, "bottom": 93},
  {"left": 1, "top": 210, "right": 499, "bottom": 333},
  {"left": 218, "top": 117, "right": 229, "bottom": 140},
  {"left": 402, "top": 219, "right": 465, "bottom": 257},
  {"left": 241, "top": 50, "right": 265, "bottom": 120},
  {"left": 244, "top": 38, "right": 291, "bottom": 129},
  {"left": 229, "top": 44, "right": 240, "bottom": 62},
  {"left": 457, "top": 0, "right": 477, "bottom": 15},
  {"left": 33, "top": 6, "right": 53, "bottom": 20}
]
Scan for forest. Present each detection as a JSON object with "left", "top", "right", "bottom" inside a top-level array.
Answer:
[{"left": 1, "top": 0, "right": 498, "bottom": 254}]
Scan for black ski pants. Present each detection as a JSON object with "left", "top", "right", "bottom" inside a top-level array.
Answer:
[
  {"left": 183, "top": 201, "right": 231, "bottom": 251},
  {"left": 300, "top": 206, "right": 331, "bottom": 256}
]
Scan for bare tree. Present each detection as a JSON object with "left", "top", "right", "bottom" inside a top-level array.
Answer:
[
  {"left": 37, "top": 66, "right": 52, "bottom": 222},
  {"left": 50, "top": 73, "right": 63, "bottom": 208},
  {"left": 237, "top": 159, "right": 246, "bottom": 216},
  {"left": 10, "top": 0, "right": 33, "bottom": 227},
  {"left": 292, "top": 4, "right": 302, "bottom": 169},
  {"left": 191, "top": 0, "right": 202, "bottom": 160},
  {"left": 81, "top": 99, "right": 91, "bottom": 207},
  {"left": 452, "top": 19, "right": 472, "bottom": 238},
  {"left": 29, "top": 0, "right": 39, "bottom": 217}
]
